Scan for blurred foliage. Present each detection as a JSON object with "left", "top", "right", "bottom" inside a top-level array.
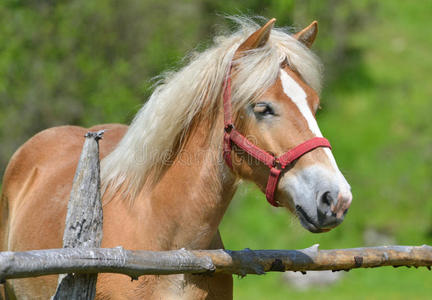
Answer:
[
  {"left": 0, "top": 0, "right": 204, "bottom": 168},
  {"left": 1, "top": 0, "right": 431, "bottom": 299}
]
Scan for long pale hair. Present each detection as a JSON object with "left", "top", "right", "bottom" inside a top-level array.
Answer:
[{"left": 101, "top": 17, "right": 323, "bottom": 201}]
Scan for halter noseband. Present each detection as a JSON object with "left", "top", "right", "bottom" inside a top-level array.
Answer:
[{"left": 222, "top": 64, "right": 332, "bottom": 207}]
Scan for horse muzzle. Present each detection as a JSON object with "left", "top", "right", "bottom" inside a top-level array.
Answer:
[{"left": 281, "top": 165, "right": 352, "bottom": 233}]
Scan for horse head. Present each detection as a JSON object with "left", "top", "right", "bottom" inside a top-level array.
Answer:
[{"left": 227, "top": 19, "right": 352, "bottom": 233}]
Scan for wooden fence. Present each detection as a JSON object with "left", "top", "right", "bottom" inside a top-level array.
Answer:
[{"left": 0, "top": 131, "right": 431, "bottom": 299}]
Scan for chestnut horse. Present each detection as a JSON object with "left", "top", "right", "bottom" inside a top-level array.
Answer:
[{"left": 0, "top": 18, "right": 352, "bottom": 299}]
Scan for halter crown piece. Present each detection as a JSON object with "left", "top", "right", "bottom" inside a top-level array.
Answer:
[{"left": 222, "top": 63, "right": 332, "bottom": 207}]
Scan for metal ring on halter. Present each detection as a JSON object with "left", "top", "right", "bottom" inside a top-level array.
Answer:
[
  {"left": 224, "top": 123, "right": 235, "bottom": 133},
  {"left": 272, "top": 158, "right": 282, "bottom": 170}
]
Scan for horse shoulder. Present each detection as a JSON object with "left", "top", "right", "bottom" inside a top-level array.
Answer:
[
  {"left": 2, "top": 124, "right": 127, "bottom": 222},
  {"left": 0, "top": 124, "right": 127, "bottom": 299}
]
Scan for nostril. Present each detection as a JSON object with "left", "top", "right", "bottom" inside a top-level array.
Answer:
[
  {"left": 316, "top": 189, "right": 350, "bottom": 229},
  {"left": 320, "top": 191, "right": 332, "bottom": 207},
  {"left": 317, "top": 191, "right": 338, "bottom": 219}
]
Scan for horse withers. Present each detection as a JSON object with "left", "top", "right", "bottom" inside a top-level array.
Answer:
[{"left": 0, "top": 18, "right": 352, "bottom": 299}]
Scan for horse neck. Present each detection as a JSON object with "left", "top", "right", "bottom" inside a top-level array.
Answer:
[{"left": 138, "top": 114, "right": 238, "bottom": 250}]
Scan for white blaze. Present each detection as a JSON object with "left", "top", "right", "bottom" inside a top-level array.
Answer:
[
  {"left": 280, "top": 70, "right": 322, "bottom": 137},
  {"left": 280, "top": 70, "right": 339, "bottom": 171},
  {"left": 279, "top": 69, "right": 352, "bottom": 210}
]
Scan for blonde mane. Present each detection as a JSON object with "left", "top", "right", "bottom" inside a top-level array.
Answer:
[{"left": 100, "top": 17, "right": 323, "bottom": 201}]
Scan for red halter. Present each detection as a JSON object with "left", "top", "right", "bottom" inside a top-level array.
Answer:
[{"left": 222, "top": 64, "right": 332, "bottom": 207}]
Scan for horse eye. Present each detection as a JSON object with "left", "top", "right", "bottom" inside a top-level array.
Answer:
[{"left": 253, "top": 102, "right": 275, "bottom": 117}]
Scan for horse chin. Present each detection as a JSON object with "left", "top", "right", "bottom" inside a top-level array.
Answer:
[
  {"left": 295, "top": 207, "right": 321, "bottom": 233},
  {"left": 279, "top": 195, "right": 327, "bottom": 233},
  {"left": 298, "top": 216, "right": 332, "bottom": 233}
]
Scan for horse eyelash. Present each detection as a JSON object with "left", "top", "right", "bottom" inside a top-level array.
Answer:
[{"left": 253, "top": 102, "right": 275, "bottom": 116}]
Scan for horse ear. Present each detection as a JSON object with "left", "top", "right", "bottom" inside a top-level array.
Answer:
[
  {"left": 293, "top": 21, "right": 318, "bottom": 48},
  {"left": 236, "top": 18, "right": 276, "bottom": 54}
]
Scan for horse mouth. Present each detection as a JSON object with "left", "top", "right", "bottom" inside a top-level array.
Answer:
[{"left": 295, "top": 205, "right": 330, "bottom": 233}]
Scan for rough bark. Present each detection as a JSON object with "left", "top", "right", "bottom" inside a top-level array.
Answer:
[
  {"left": 52, "top": 130, "right": 104, "bottom": 300},
  {"left": 0, "top": 245, "right": 431, "bottom": 281}
]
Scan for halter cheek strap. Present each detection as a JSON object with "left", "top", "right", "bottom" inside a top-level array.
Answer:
[{"left": 222, "top": 65, "right": 332, "bottom": 207}]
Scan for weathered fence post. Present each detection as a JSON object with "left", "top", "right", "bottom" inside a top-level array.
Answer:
[{"left": 52, "top": 130, "right": 104, "bottom": 300}]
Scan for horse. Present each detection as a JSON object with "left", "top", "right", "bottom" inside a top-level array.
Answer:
[{"left": 0, "top": 17, "right": 352, "bottom": 299}]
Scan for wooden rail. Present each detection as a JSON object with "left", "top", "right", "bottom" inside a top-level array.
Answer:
[{"left": 0, "top": 245, "right": 431, "bottom": 282}]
